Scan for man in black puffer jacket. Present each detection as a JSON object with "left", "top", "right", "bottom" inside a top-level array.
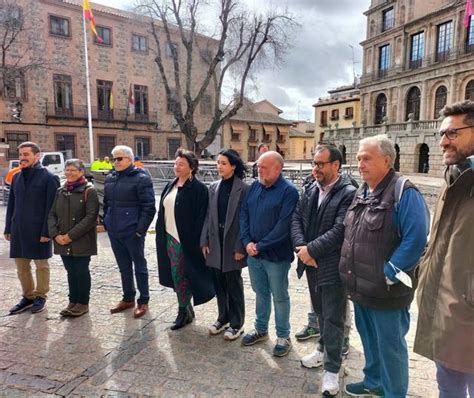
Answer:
[
  {"left": 291, "top": 144, "right": 356, "bottom": 396},
  {"left": 104, "top": 145, "right": 156, "bottom": 319}
]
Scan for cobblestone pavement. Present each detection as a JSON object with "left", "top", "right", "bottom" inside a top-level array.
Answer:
[{"left": 0, "top": 179, "right": 439, "bottom": 397}]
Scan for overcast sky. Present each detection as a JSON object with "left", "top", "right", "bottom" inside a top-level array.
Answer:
[{"left": 93, "top": 0, "right": 369, "bottom": 122}]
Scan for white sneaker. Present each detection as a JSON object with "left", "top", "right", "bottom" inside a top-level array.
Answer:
[
  {"left": 300, "top": 349, "right": 324, "bottom": 369},
  {"left": 223, "top": 327, "right": 244, "bottom": 341},
  {"left": 208, "top": 321, "right": 228, "bottom": 335},
  {"left": 321, "top": 370, "right": 339, "bottom": 396}
]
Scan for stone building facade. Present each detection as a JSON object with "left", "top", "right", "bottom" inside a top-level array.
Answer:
[
  {"left": 288, "top": 121, "right": 315, "bottom": 161},
  {"left": 0, "top": 0, "right": 216, "bottom": 167},
  {"left": 324, "top": 0, "right": 474, "bottom": 176},
  {"left": 221, "top": 99, "right": 292, "bottom": 162}
]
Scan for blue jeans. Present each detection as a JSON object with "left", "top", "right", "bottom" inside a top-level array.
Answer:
[
  {"left": 354, "top": 303, "right": 410, "bottom": 398},
  {"left": 109, "top": 234, "right": 149, "bottom": 304},
  {"left": 247, "top": 256, "right": 291, "bottom": 338},
  {"left": 437, "top": 363, "right": 474, "bottom": 398}
]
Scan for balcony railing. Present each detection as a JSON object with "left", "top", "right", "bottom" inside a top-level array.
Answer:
[
  {"left": 46, "top": 103, "right": 157, "bottom": 123},
  {"left": 230, "top": 134, "right": 241, "bottom": 142},
  {"left": 248, "top": 134, "right": 257, "bottom": 143},
  {"left": 360, "top": 45, "right": 474, "bottom": 85},
  {"left": 276, "top": 136, "right": 286, "bottom": 144},
  {"left": 262, "top": 135, "right": 272, "bottom": 143}
]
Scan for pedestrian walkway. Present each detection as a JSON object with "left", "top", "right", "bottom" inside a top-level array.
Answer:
[{"left": 0, "top": 209, "right": 437, "bottom": 397}]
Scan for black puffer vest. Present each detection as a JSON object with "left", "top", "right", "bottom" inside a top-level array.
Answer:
[{"left": 339, "top": 169, "right": 417, "bottom": 309}]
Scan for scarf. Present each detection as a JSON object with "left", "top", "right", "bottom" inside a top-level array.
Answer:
[{"left": 66, "top": 175, "right": 87, "bottom": 192}]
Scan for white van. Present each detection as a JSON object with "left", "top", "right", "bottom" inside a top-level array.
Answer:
[{"left": 9, "top": 152, "right": 66, "bottom": 177}]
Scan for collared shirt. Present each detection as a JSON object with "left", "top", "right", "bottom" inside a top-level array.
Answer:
[
  {"left": 316, "top": 176, "right": 340, "bottom": 208},
  {"left": 240, "top": 174, "right": 299, "bottom": 262}
]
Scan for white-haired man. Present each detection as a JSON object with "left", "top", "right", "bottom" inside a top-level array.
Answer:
[
  {"left": 104, "top": 145, "right": 156, "bottom": 318},
  {"left": 339, "top": 135, "right": 429, "bottom": 397}
]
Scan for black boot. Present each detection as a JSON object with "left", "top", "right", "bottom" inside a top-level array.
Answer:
[{"left": 170, "top": 306, "right": 192, "bottom": 330}]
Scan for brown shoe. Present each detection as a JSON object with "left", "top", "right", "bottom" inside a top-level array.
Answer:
[
  {"left": 110, "top": 300, "right": 135, "bottom": 314},
  {"left": 134, "top": 304, "right": 148, "bottom": 318},
  {"left": 60, "top": 302, "right": 76, "bottom": 317},
  {"left": 69, "top": 304, "right": 89, "bottom": 317}
]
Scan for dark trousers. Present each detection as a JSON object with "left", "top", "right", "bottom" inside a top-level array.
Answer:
[
  {"left": 436, "top": 363, "right": 474, "bottom": 398},
  {"left": 212, "top": 268, "right": 245, "bottom": 329},
  {"left": 313, "top": 282, "right": 346, "bottom": 373},
  {"left": 61, "top": 255, "right": 91, "bottom": 305},
  {"left": 109, "top": 234, "right": 149, "bottom": 305}
]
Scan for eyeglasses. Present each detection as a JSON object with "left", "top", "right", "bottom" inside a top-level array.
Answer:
[
  {"left": 311, "top": 160, "right": 333, "bottom": 169},
  {"left": 112, "top": 157, "right": 127, "bottom": 162},
  {"left": 439, "top": 125, "right": 474, "bottom": 140}
]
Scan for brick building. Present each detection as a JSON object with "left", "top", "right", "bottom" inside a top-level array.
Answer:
[
  {"left": 0, "top": 0, "right": 216, "bottom": 167},
  {"left": 322, "top": 0, "right": 474, "bottom": 175}
]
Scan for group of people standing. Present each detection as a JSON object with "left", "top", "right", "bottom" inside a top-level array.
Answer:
[{"left": 3, "top": 100, "right": 474, "bottom": 398}]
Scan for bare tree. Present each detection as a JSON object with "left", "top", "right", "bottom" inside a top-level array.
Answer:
[
  {"left": 137, "top": 0, "right": 297, "bottom": 154},
  {"left": 0, "top": 0, "right": 46, "bottom": 103}
]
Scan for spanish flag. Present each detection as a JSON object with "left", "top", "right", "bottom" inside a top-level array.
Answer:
[{"left": 83, "top": 0, "right": 103, "bottom": 43}]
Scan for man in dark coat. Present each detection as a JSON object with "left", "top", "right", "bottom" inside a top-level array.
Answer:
[
  {"left": 104, "top": 145, "right": 156, "bottom": 319},
  {"left": 291, "top": 144, "right": 356, "bottom": 396},
  {"left": 4, "top": 141, "right": 59, "bottom": 314}
]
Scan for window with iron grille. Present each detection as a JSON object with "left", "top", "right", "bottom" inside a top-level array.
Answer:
[
  {"left": 98, "top": 135, "right": 116, "bottom": 159},
  {"left": 6, "top": 131, "right": 29, "bottom": 159},
  {"left": 56, "top": 133, "right": 75, "bottom": 157},
  {"left": 3, "top": 69, "right": 25, "bottom": 99},
  {"left": 135, "top": 137, "right": 150, "bottom": 159},
  {"left": 374, "top": 93, "right": 387, "bottom": 125},
  {"left": 97, "top": 80, "right": 113, "bottom": 119}
]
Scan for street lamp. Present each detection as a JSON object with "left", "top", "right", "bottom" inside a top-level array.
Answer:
[{"left": 12, "top": 100, "right": 23, "bottom": 122}]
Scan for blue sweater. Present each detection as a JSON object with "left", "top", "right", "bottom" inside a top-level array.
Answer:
[
  {"left": 384, "top": 187, "right": 429, "bottom": 282},
  {"left": 240, "top": 175, "right": 299, "bottom": 262}
]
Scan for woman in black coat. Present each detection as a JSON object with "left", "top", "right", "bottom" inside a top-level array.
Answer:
[
  {"left": 48, "top": 159, "right": 99, "bottom": 317},
  {"left": 156, "top": 150, "right": 214, "bottom": 330},
  {"left": 200, "top": 149, "right": 249, "bottom": 340}
]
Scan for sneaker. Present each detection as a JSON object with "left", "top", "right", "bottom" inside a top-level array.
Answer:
[
  {"left": 223, "top": 327, "right": 244, "bottom": 341},
  {"left": 31, "top": 297, "right": 46, "bottom": 314},
  {"left": 321, "top": 370, "right": 339, "bottom": 396},
  {"left": 273, "top": 337, "right": 292, "bottom": 357},
  {"left": 9, "top": 297, "right": 34, "bottom": 315},
  {"left": 342, "top": 336, "right": 350, "bottom": 356},
  {"left": 345, "top": 381, "right": 384, "bottom": 397},
  {"left": 208, "top": 321, "right": 228, "bottom": 335},
  {"left": 241, "top": 329, "right": 269, "bottom": 346},
  {"left": 69, "top": 304, "right": 89, "bottom": 317},
  {"left": 301, "top": 348, "right": 324, "bottom": 368},
  {"left": 295, "top": 325, "right": 320, "bottom": 340},
  {"left": 60, "top": 302, "right": 76, "bottom": 317}
]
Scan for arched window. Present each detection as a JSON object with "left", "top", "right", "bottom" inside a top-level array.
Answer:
[
  {"left": 375, "top": 93, "right": 387, "bottom": 124},
  {"left": 434, "top": 86, "right": 447, "bottom": 118},
  {"left": 406, "top": 86, "right": 421, "bottom": 120},
  {"left": 394, "top": 144, "right": 400, "bottom": 171},
  {"left": 418, "top": 143, "right": 429, "bottom": 173},
  {"left": 465, "top": 80, "right": 474, "bottom": 101}
]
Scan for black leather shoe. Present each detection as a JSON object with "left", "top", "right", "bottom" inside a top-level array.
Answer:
[{"left": 170, "top": 306, "right": 193, "bottom": 330}]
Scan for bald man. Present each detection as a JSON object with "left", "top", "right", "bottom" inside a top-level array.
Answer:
[{"left": 240, "top": 151, "right": 299, "bottom": 357}]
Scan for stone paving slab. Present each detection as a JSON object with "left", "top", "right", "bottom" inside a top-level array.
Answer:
[{"left": 0, "top": 204, "right": 437, "bottom": 397}]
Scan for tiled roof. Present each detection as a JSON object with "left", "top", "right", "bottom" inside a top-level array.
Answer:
[{"left": 289, "top": 128, "right": 314, "bottom": 138}]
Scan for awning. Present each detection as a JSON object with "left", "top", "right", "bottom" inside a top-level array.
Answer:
[
  {"left": 263, "top": 124, "right": 276, "bottom": 133},
  {"left": 230, "top": 123, "right": 245, "bottom": 132}
]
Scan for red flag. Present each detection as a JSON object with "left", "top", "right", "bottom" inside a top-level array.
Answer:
[
  {"left": 83, "top": 0, "right": 103, "bottom": 43},
  {"left": 128, "top": 84, "right": 135, "bottom": 114},
  {"left": 465, "top": 0, "right": 473, "bottom": 28}
]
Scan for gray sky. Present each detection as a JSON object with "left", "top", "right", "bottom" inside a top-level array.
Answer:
[{"left": 93, "top": 0, "right": 368, "bottom": 122}]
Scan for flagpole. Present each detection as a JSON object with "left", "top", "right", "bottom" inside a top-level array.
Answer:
[{"left": 82, "top": 8, "right": 95, "bottom": 163}]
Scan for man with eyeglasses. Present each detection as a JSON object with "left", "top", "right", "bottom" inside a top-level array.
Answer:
[
  {"left": 414, "top": 100, "right": 474, "bottom": 398},
  {"left": 103, "top": 145, "right": 156, "bottom": 318},
  {"left": 291, "top": 144, "right": 356, "bottom": 396},
  {"left": 339, "top": 134, "right": 429, "bottom": 397}
]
